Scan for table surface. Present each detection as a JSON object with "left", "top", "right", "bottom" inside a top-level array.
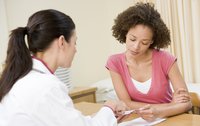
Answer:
[{"left": 75, "top": 102, "right": 200, "bottom": 126}]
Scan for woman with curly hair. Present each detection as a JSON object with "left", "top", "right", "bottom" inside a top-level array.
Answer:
[{"left": 106, "top": 2, "right": 192, "bottom": 122}]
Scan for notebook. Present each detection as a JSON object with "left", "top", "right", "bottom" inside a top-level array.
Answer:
[{"left": 118, "top": 117, "right": 166, "bottom": 126}]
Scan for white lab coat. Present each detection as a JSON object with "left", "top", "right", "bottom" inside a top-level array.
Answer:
[{"left": 0, "top": 58, "right": 117, "bottom": 126}]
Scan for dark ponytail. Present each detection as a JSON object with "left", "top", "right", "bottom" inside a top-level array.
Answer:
[
  {"left": 0, "top": 27, "right": 32, "bottom": 101},
  {"left": 0, "top": 9, "right": 75, "bottom": 102}
]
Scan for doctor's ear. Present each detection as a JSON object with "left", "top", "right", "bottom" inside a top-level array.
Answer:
[{"left": 58, "top": 35, "right": 66, "bottom": 48}]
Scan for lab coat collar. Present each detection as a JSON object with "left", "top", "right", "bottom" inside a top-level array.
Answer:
[{"left": 32, "top": 58, "right": 54, "bottom": 75}]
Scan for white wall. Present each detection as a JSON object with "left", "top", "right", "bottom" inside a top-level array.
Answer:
[
  {"left": 1, "top": 0, "right": 134, "bottom": 86},
  {"left": 0, "top": 0, "right": 8, "bottom": 65}
]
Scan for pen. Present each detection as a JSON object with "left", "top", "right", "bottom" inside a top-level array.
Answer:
[{"left": 123, "top": 109, "right": 135, "bottom": 115}]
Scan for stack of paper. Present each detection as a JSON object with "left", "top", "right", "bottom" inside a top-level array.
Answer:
[{"left": 118, "top": 117, "right": 166, "bottom": 126}]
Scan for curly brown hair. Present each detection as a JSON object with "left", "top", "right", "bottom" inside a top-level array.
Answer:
[{"left": 112, "top": 2, "right": 170, "bottom": 49}]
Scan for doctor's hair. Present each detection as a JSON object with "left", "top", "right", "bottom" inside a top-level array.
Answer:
[
  {"left": 112, "top": 2, "right": 170, "bottom": 50},
  {"left": 0, "top": 9, "right": 75, "bottom": 101}
]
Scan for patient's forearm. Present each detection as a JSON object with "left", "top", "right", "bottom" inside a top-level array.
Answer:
[
  {"left": 152, "top": 102, "right": 192, "bottom": 118},
  {"left": 126, "top": 100, "right": 192, "bottom": 118}
]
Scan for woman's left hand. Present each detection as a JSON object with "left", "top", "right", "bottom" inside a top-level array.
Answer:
[{"left": 172, "top": 88, "right": 191, "bottom": 103}]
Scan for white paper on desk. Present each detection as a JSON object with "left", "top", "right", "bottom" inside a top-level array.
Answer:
[{"left": 118, "top": 117, "right": 166, "bottom": 126}]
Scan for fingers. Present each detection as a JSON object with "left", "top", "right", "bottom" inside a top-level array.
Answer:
[
  {"left": 173, "top": 94, "right": 190, "bottom": 103},
  {"left": 141, "top": 115, "right": 155, "bottom": 122},
  {"left": 104, "top": 100, "right": 129, "bottom": 118},
  {"left": 136, "top": 105, "right": 151, "bottom": 115},
  {"left": 135, "top": 104, "right": 158, "bottom": 122},
  {"left": 115, "top": 101, "right": 128, "bottom": 115},
  {"left": 135, "top": 104, "right": 150, "bottom": 113},
  {"left": 173, "top": 88, "right": 191, "bottom": 103}
]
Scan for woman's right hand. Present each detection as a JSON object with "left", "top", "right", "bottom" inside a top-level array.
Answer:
[{"left": 135, "top": 104, "right": 160, "bottom": 122}]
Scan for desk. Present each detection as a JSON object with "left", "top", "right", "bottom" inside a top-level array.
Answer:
[
  {"left": 75, "top": 102, "right": 200, "bottom": 126},
  {"left": 69, "top": 87, "right": 97, "bottom": 103},
  {"left": 75, "top": 102, "right": 102, "bottom": 115}
]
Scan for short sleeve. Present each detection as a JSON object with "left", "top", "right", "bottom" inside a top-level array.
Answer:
[
  {"left": 105, "top": 55, "right": 120, "bottom": 73},
  {"left": 160, "top": 51, "right": 177, "bottom": 75}
]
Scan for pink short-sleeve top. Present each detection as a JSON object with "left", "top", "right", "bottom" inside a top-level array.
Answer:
[{"left": 106, "top": 49, "right": 177, "bottom": 104}]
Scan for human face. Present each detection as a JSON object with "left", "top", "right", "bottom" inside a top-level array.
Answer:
[
  {"left": 125, "top": 24, "right": 153, "bottom": 57},
  {"left": 62, "top": 30, "right": 77, "bottom": 68}
]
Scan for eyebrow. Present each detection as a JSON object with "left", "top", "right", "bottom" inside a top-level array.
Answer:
[{"left": 128, "top": 34, "right": 152, "bottom": 41}]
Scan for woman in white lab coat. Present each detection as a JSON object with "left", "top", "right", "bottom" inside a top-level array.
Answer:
[{"left": 0, "top": 9, "right": 127, "bottom": 126}]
